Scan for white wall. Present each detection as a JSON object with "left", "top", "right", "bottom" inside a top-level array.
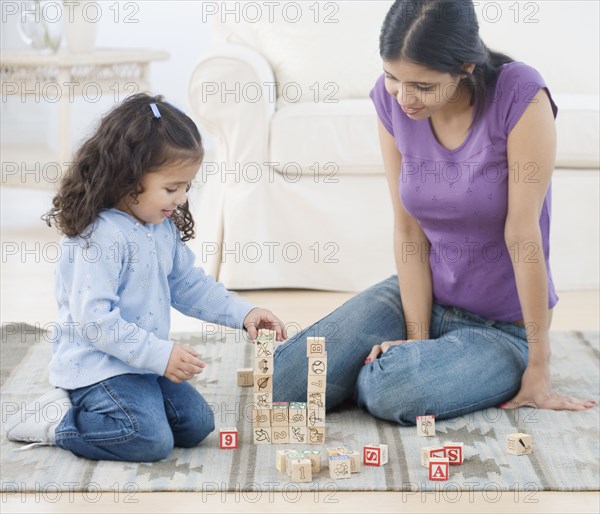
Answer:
[{"left": 1, "top": 1, "right": 215, "bottom": 153}]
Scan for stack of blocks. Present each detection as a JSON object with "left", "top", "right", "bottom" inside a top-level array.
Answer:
[{"left": 247, "top": 333, "right": 327, "bottom": 445}]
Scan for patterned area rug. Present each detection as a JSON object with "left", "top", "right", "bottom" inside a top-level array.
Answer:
[{"left": 1, "top": 324, "right": 598, "bottom": 493}]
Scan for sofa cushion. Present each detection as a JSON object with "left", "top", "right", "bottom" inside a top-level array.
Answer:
[{"left": 270, "top": 93, "right": 599, "bottom": 175}]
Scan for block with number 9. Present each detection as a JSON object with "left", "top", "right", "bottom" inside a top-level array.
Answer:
[{"left": 219, "top": 428, "right": 238, "bottom": 449}]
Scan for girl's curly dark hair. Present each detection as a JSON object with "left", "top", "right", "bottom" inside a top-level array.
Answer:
[{"left": 43, "top": 93, "right": 203, "bottom": 241}]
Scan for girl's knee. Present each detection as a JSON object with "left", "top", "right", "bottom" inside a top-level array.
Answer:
[{"left": 174, "top": 401, "right": 215, "bottom": 448}]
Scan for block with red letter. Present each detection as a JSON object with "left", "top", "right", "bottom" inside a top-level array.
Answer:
[
  {"left": 363, "top": 443, "right": 388, "bottom": 466},
  {"left": 219, "top": 428, "right": 238, "bottom": 449},
  {"left": 429, "top": 457, "right": 449, "bottom": 481},
  {"left": 444, "top": 442, "right": 464, "bottom": 465},
  {"left": 416, "top": 415, "right": 436, "bottom": 436}
]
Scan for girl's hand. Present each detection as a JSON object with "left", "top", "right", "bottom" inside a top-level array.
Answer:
[
  {"left": 244, "top": 308, "right": 287, "bottom": 341},
  {"left": 364, "top": 339, "right": 408, "bottom": 364},
  {"left": 164, "top": 344, "right": 206, "bottom": 384},
  {"left": 500, "top": 363, "right": 596, "bottom": 411}
]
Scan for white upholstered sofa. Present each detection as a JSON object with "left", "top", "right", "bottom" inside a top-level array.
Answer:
[{"left": 188, "top": 0, "right": 599, "bottom": 292}]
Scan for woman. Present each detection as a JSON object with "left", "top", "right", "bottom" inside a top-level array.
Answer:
[{"left": 272, "top": 0, "right": 594, "bottom": 423}]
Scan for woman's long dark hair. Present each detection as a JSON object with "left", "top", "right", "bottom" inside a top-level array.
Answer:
[
  {"left": 380, "top": 0, "right": 513, "bottom": 120},
  {"left": 43, "top": 93, "right": 203, "bottom": 241}
]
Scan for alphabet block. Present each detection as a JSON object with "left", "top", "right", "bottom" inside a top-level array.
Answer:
[
  {"left": 236, "top": 368, "right": 253, "bottom": 387},
  {"left": 290, "top": 458, "right": 312, "bottom": 483},
  {"left": 307, "top": 377, "right": 327, "bottom": 394},
  {"left": 429, "top": 457, "right": 449, "bottom": 481},
  {"left": 327, "top": 446, "right": 350, "bottom": 457},
  {"left": 308, "top": 357, "right": 328, "bottom": 376},
  {"left": 307, "top": 337, "right": 326, "bottom": 357},
  {"left": 507, "top": 433, "right": 532, "bottom": 455},
  {"left": 363, "top": 444, "right": 388, "bottom": 466},
  {"left": 288, "top": 402, "right": 307, "bottom": 426},
  {"left": 307, "top": 407, "right": 326, "bottom": 428},
  {"left": 271, "top": 426, "right": 289, "bottom": 444},
  {"left": 253, "top": 373, "right": 273, "bottom": 393},
  {"left": 328, "top": 455, "right": 352, "bottom": 479},
  {"left": 289, "top": 426, "right": 308, "bottom": 444},
  {"left": 416, "top": 415, "right": 436, "bottom": 436},
  {"left": 444, "top": 442, "right": 464, "bottom": 465},
  {"left": 302, "top": 450, "right": 322, "bottom": 473},
  {"left": 252, "top": 426, "right": 272, "bottom": 444},
  {"left": 285, "top": 452, "right": 306, "bottom": 476},
  {"left": 420, "top": 446, "right": 446, "bottom": 467},
  {"left": 346, "top": 451, "right": 361, "bottom": 473},
  {"left": 271, "top": 402, "right": 289, "bottom": 426},
  {"left": 307, "top": 426, "right": 326, "bottom": 444},
  {"left": 276, "top": 450, "right": 296, "bottom": 473},
  {"left": 219, "top": 428, "right": 238, "bottom": 449},
  {"left": 251, "top": 408, "right": 271, "bottom": 426},
  {"left": 253, "top": 392, "right": 272, "bottom": 409},
  {"left": 308, "top": 392, "right": 325, "bottom": 409},
  {"left": 255, "top": 340, "right": 274, "bottom": 358},
  {"left": 255, "top": 357, "right": 274, "bottom": 375}
]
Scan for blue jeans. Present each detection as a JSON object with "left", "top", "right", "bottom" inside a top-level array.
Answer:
[
  {"left": 273, "top": 275, "right": 528, "bottom": 425},
  {"left": 55, "top": 374, "right": 215, "bottom": 461}
]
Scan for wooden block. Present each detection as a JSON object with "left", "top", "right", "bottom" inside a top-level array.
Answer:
[
  {"left": 308, "top": 357, "right": 328, "bottom": 376},
  {"left": 219, "top": 428, "right": 238, "bottom": 449},
  {"left": 255, "top": 340, "right": 274, "bottom": 358},
  {"left": 271, "top": 402, "right": 289, "bottom": 426},
  {"left": 327, "top": 446, "right": 350, "bottom": 457},
  {"left": 307, "top": 408, "right": 326, "bottom": 428},
  {"left": 251, "top": 408, "right": 271, "bottom": 426},
  {"left": 253, "top": 373, "right": 273, "bottom": 393},
  {"left": 252, "top": 426, "right": 272, "bottom": 444},
  {"left": 271, "top": 426, "right": 290, "bottom": 444},
  {"left": 420, "top": 446, "right": 446, "bottom": 467},
  {"left": 236, "top": 368, "right": 253, "bottom": 387},
  {"left": 256, "top": 330, "right": 276, "bottom": 342},
  {"left": 276, "top": 450, "right": 296, "bottom": 473},
  {"left": 302, "top": 450, "right": 322, "bottom": 473},
  {"left": 308, "top": 392, "right": 325, "bottom": 410},
  {"left": 444, "top": 442, "right": 464, "bottom": 465},
  {"left": 307, "top": 377, "right": 327, "bottom": 394},
  {"left": 289, "top": 402, "right": 307, "bottom": 426},
  {"left": 290, "top": 458, "right": 312, "bottom": 483},
  {"left": 285, "top": 452, "right": 306, "bottom": 476},
  {"left": 328, "top": 455, "right": 351, "bottom": 479},
  {"left": 307, "top": 337, "right": 326, "bottom": 357},
  {"left": 253, "top": 392, "right": 272, "bottom": 409},
  {"left": 346, "top": 451, "right": 361, "bottom": 473},
  {"left": 429, "top": 457, "right": 449, "bottom": 481},
  {"left": 507, "top": 433, "right": 532, "bottom": 455},
  {"left": 307, "top": 426, "right": 325, "bottom": 444},
  {"left": 289, "top": 426, "right": 308, "bottom": 444},
  {"left": 363, "top": 444, "right": 388, "bottom": 466},
  {"left": 416, "top": 415, "right": 436, "bottom": 436},
  {"left": 255, "top": 356, "right": 274, "bottom": 375}
]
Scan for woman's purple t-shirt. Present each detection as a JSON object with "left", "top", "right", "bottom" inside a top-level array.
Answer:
[{"left": 369, "top": 61, "right": 559, "bottom": 321}]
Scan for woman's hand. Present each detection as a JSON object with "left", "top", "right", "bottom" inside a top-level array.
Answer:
[
  {"left": 164, "top": 344, "right": 206, "bottom": 384},
  {"left": 244, "top": 307, "right": 287, "bottom": 341},
  {"left": 500, "top": 362, "right": 596, "bottom": 411},
  {"left": 364, "top": 339, "right": 408, "bottom": 364}
]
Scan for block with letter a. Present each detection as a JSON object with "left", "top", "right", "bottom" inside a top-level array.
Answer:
[{"left": 429, "top": 457, "right": 449, "bottom": 480}]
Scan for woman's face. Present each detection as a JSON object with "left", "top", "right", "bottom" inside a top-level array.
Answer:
[{"left": 383, "top": 59, "right": 472, "bottom": 119}]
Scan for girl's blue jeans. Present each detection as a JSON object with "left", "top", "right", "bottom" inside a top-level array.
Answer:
[
  {"left": 273, "top": 275, "right": 529, "bottom": 424},
  {"left": 55, "top": 374, "right": 215, "bottom": 461}
]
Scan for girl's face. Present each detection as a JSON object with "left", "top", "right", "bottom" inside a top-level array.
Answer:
[
  {"left": 383, "top": 59, "right": 473, "bottom": 119},
  {"left": 118, "top": 159, "right": 200, "bottom": 225}
]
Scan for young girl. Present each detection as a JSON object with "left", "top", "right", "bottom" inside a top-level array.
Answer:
[
  {"left": 272, "top": 0, "right": 595, "bottom": 420},
  {"left": 5, "top": 93, "right": 286, "bottom": 461}
]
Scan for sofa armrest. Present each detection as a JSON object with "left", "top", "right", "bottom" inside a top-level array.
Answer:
[{"left": 188, "top": 44, "right": 276, "bottom": 165}]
